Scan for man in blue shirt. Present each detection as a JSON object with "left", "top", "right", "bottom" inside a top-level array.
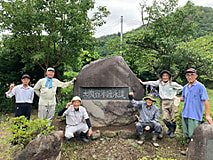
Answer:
[
  {"left": 6, "top": 74, "right": 34, "bottom": 120},
  {"left": 180, "top": 68, "right": 213, "bottom": 155},
  {"left": 129, "top": 92, "right": 162, "bottom": 147}
]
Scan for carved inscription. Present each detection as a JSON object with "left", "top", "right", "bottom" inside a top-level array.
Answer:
[{"left": 80, "top": 87, "right": 129, "bottom": 100}]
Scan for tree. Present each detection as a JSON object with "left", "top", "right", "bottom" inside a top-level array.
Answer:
[
  {"left": 125, "top": 0, "right": 199, "bottom": 80},
  {"left": 0, "top": 0, "right": 110, "bottom": 78}
]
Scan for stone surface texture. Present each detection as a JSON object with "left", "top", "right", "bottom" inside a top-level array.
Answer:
[
  {"left": 13, "top": 131, "right": 64, "bottom": 160},
  {"left": 187, "top": 124, "right": 213, "bottom": 160},
  {"left": 73, "top": 56, "right": 144, "bottom": 127}
]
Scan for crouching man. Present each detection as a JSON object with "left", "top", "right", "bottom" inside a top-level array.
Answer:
[
  {"left": 129, "top": 92, "right": 162, "bottom": 147},
  {"left": 58, "top": 96, "right": 92, "bottom": 143}
]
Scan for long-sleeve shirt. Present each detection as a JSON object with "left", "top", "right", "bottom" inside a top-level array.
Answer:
[
  {"left": 143, "top": 80, "right": 183, "bottom": 100},
  {"left": 5, "top": 84, "right": 34, "bottom": 103},
  {"left": 34, "top": 78, "right": 73, "bottom": 106},
  {"left": 130, "top": 99, "right": 159, "bottom": 124},
  {"left": 58, "top": 105, "right": 90, "bottom": 126}
]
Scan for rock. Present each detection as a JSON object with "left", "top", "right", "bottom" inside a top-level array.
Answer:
[
  {"left": 13, "top": 131, "right": 64, "bottom": 160},
  {"left": 187, "top": 124, "right": 213, "bottom": 160},
  {"left": 102, "top": 130, "right": 117, "bottom": 138},
  {"left": 117, "top": 130, "right": 136, "bottom": 139},
  {"left": 91, "top": 130, "right": 101, "bottom": 140},
  {"left": 73, "top": 56, "right": 144, "bottom": 127}
]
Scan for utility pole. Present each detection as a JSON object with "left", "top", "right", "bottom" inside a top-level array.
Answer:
[{"left": 120, "top": 16, "right": 123, "bottom": 56}]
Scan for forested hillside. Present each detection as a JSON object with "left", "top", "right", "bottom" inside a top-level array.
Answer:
[
  {"left": 94, "top": 5, "right": 213, "bottom": 84},
  {"left": 95, "top": 6, "right": 213, "bottom": 58}
]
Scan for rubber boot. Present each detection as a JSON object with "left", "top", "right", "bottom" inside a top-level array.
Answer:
[
  {"left": 80, "top": 132, "right": 89, "bottom": 143},
  {"left": 137, "top": 134, "right": 145, "bottom": 145},
  {"left": 165, "top": 122, "right": 172, "bottom": 135},
  {"left": 170, "top": 123, "right": 176, "bottom": 138},
  {"left": 152, "top": 134, "right": 159, "bottom": 147}
]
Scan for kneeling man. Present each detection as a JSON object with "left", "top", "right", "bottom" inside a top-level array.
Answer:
[
  {"left": 58, "top": 96, "right": 92, "bottom": 143},
  {"left": 129, "top": 92, "right": 162, "bottom": 147}
]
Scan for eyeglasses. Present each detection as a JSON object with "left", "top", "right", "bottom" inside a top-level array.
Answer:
[{"left": 186, "top": 73, "right": 196, "bottom": 77}]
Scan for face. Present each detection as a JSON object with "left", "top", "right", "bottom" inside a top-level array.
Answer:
[
  {"left": 21, "top": 78, "right": 30, "bottom": 86},
  {"left": 145, "top": 99, "right": 153, "bottom": 107},
  {"left": 185, "top": 73, "right": 198, "bottom": 84},
  {"left": 72, "top": 100, "right": 81, "bottom": 110},
  {"left": 46, "top": 71, "right": 55, "bottom": 79},
  {"left": 162, "top": 73, "right": 170, "bottom": 82}
]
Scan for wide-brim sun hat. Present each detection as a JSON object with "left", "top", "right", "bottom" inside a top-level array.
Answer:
[
  {"left": 160, "top": 70, "right": 172, "bottom": 79},
  {"left": 71, "top": 96, "right": 81, "bottom": 103},
  {"left": 144, "top": 93, "right": 156, "bottom": 102}
]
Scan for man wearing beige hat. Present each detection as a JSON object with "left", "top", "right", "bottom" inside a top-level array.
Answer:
[
  {"left": 129, "top": 92, "right": 162, "bottom": 147},
  {"left": 34, "top": 67, "right": 76, "bottom": 125},
  {"left": 58, "top": 96, "right": 92, "bottom": 143}
]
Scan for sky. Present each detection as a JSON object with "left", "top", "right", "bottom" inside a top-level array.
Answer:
[{"left": 93, "top": 0, "right": 213, "bottom": 38}]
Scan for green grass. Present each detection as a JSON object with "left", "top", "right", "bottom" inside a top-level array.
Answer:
[{"left": 207, "top": 88, "right": 213, "bottom": 113}]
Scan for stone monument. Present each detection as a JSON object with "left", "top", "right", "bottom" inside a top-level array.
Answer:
[
  {"left": 73, "top": 56, "right": 144, "bottom": 127},
  {"left": 187, "top": 124, "right": 213, "bottom": 160}
]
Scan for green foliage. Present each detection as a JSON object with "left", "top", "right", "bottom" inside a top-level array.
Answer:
[
  {"left": 193, "top": 6, "right": 213, "bottom": 39},
  {"left": 0, "top": 0, "right": 109, "bottom": 76},
  {"left": 7, "top": 116, "right": 54, "bottom": 147},
  {"left": 78, "top": 50, "right": 100, "bottom": 68},
  {"left": 125, "top": 0, "right": 199, "bottom": 79},
  {"left": 95, "top": 4, "right": 213, "bottom": 83}
]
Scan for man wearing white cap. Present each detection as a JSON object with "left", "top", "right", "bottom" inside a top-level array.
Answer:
[
  {"left": 58, "top": 96, "right": 92, "bottom": 143},
  {"left": 34, "top": 67, "right": 76, "bottom": 124}
]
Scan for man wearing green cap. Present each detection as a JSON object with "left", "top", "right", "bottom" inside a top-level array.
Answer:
[{"left": 129, "top": 92, "right": 162, "bottom": 147}]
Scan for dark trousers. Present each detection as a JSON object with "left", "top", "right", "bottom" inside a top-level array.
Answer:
[
  {"left": 15, "top": 103, "right": 32, "bottom": 120},
  {"left": 136, "top": 122, "right": 162, "bottom": 136}
]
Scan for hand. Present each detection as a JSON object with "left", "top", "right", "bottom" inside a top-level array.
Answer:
[
  {"left": 72, "top": 78, "right": 76, "bottom": 82},
  {"left": 138, "top": 78, "right": 143, "bottom": 84},
  {"left": 145, "top": 126, "right": 150, "bottom": 131},
  {"left": 10, "top": 83, "right": 15, "bottom": 90},
  {"left": 129, "top": 92, "right": 134, "bottom": 96},
  {"left": 88, "top": 129, "right": 92, "bottom": 137},
  {"left": 206, "top": 115, "right": 213, "bottom": 125},
  {"left": 66, "top": 102, "right": 72, "bottom": 109}
]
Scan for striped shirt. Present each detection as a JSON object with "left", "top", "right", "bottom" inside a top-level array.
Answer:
[
  {"left": 130, "top": 99, "right": 159, "bottom": 123},
  {"left": 6, "top": 84, "right": 34, "bottom": 103}
]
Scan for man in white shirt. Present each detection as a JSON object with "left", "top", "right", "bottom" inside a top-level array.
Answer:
[
  {"left": 58, "top": 96, "right": 92, "bottom": 143},
  {"left": 6, "top": 74, "right": 34, "bottom": 120}
]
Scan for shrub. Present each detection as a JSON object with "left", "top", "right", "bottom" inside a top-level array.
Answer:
[{"left": 7, "top": 116, "right": 54, "bottom": 147}]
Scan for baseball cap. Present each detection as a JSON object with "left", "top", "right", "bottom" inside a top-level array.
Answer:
[
  {"left": 186, "top": 68, "right": 196, "bottom": 74},
  {"left": 21, "top": 74, "right": 31, "bottom": 79},
  {"left": 47, "top": 67, "right": 55, "bottom": 72}
]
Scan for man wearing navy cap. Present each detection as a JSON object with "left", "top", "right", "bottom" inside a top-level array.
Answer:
[
  {"left": 180, "top": 68, "right": 213, "bottom": 155},
  {"left": 6, "top": 74, "right": 34, "bottom": 120}
]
